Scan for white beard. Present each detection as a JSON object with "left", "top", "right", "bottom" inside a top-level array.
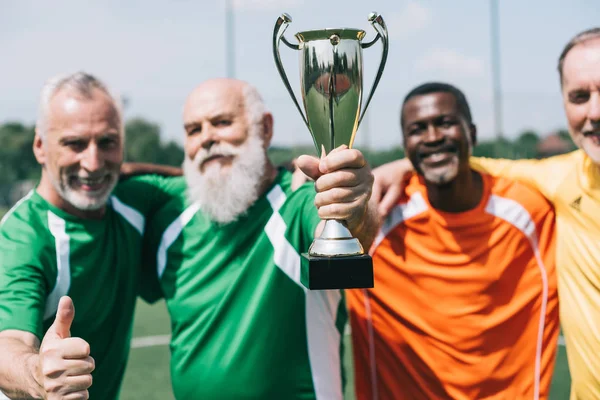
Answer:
[
  {"left": 183, "top": 132, "right": 267, "bottom": 224},
  {"left": 48, "top": 169, "right": 118, "bottom": 211}
]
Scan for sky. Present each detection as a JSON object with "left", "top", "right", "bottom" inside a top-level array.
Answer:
[{"left": 1, "top": 0, "right": 599, "bottom": 150}]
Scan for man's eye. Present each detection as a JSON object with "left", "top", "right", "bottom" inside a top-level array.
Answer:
[
  {"left": 570, "top": 92, "right": 590, "bottom": 104},
  {"left": 408, "top": 126, "right": 423, "bottom": 136},
  {"left": 98, "top": 139, "right": 117, "bottom": 149},
  {"left": 65, "top": 141, "right": 86, "bottom": 150},
  {"left": 214, "top": 120, "right": 232, "bottom": 127}
]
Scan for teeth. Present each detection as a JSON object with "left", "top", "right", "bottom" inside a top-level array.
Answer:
[{"left": 78, "top": 177, "right": 105, "bottom": 185}]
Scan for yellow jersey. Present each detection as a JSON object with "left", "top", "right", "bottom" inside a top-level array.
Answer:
[{"left": 471, "top": 150, "right": 600, "bottom": 400}]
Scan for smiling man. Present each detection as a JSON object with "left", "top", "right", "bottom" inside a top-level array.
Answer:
[
  {"left": 0, "top": 72, "right": 181, "bottom": 400},
  {"left": 346, "top": 82, "right": 559, "bottom": 400}
]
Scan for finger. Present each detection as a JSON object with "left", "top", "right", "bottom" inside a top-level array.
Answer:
[
  {"left": 378, "top": 183, "right": 403, "bottom": 218},
  {"left": 65, "top": 357, "right": 95, "bottom": 376},
  {"left": 327, "top": 144, "right": 348, "bottom": 154},
  {"left": 62, "top": 390, "right": 90, "bottom": 400},
  {"left": 61, "top": 374, "right": 93, "bottom": 392},
  {"left": 59, "top": 338, "right": 91, "bottom": 359},
  {"left": 314, "top": 168, "right": 373, "bottom": 193},
  {"left": 315, "top": 187, "right": 362, "bottom": 208},
  {"left": 319, "top": 148, "right": 365, "bottom": 173},
  {"left": 317, "top": 200, "right": 365, "bottom": 223},
  {"left": 41, "top": 355, "right": 94, "bottom": 380},
  {"left": 371, "top": 177, "right": 383, "bottom": 205},
  {"left": 296, "top": 155, "right": 322, "bottom": 181},
  {"left": 43, "top": 374, "right": 92, "bottom": 397},
  {"left": 46, "top": 296, "right": 74, "bottom": 340}
]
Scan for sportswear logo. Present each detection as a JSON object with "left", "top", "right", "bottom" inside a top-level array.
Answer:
[{"left": 569, "top": 196, "right": 582, "bottom": 212}]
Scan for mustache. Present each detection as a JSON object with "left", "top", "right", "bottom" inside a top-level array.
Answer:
[
  {"left": 417, "top": 143, "right": 459, "bottom": 158},
  {"left": 193, "top": 143, "right": 241, "bottom": 166}
]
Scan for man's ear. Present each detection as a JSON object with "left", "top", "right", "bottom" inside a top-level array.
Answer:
[
  {"left": 33, "top": 128, "right": 46, "bottom": 165},
  {"left": 261, "top": 112, "right": 274, "bottom": 149}
]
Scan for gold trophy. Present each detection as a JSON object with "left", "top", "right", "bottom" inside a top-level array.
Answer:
[{"left": 272, "top": 12, "right": 389, "bottom": 289}]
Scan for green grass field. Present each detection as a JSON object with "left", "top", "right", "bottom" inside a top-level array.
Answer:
[{"left": 121, "top": 300, "right": 571, "bottom": 400}]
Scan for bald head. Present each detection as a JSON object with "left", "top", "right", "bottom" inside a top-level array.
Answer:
[
  {"left": 184, "top": 79, "right": 247, "bottom": 123},
  {"left": 182, "top": 78, "right": 273, "bottom": 163}
]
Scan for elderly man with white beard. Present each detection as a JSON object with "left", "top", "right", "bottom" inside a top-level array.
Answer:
[{"left": 139, "top": 78, "right": 378, "bottom": 400}]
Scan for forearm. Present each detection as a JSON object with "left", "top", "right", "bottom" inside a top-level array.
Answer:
[
  {"left": 0, "top": 337, "right": 44, "bottom": 399},
  {"left": 120, "top": 162, "right": 183, "bottom": 179}
]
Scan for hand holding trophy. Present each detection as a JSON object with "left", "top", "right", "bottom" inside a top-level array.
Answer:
[{"left": 272, "top": 12, "right": 389, "bottom": 290}]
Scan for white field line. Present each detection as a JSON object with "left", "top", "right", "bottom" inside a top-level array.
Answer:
[
  {"left": 131, "top": 334, "right": 171, "bottom": 348},
  {"left": 130, "top": 334, "right": 566, "bottom": 349}
]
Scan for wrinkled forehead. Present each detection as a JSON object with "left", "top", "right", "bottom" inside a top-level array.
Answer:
[
  {"left": 46, "top": 88, "right": 121, "bottom": 135},
  {"left": 183, "top": 88, "right": 246, "bottom": 123},
  {"left": 402, "top": 92, "right": 460, "bottom": 125},
  {"left": 562, "top": 39, "right": 600, "bottom": 88}
]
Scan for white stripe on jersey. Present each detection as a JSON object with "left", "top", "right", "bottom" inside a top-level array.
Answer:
[
  {"left": 485, "top": 195, "right": 549, "bottom": 400},
  {"left": 157, "top": 202, "right": 200, "bottom": 278},
  {"left": 44, "top": 211, "right": 71, "bottom": 320},
  {"left": 110, "top": 195, "right": 146, "bottom": 235},
  {"left": 265, "top": 185, "right": 344, "bottom": 400}
]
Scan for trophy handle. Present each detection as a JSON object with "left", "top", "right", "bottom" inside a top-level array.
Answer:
[
  {"left": 272, "top": 13, "right": 310, "bottom": 129},
  {"left": 358, "top": 12, "right": 389, "bottom": 127}
]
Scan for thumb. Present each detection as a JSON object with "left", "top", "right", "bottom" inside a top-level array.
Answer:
[
  {"left": 296, "top": 154, "right": 322, "bottom": 182},
  {"left": 47, "top": 296, "right": 74, "bottom": 340}
]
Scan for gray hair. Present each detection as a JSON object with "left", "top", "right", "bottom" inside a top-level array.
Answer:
[
  {"left": 36, "top": 71, "right": 124, "bottom": 140},
  {"left": 558, "top": 27, "right": 600, "bottom": 84}
]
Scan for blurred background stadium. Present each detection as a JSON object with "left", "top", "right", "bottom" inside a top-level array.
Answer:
[{"left": 2, "top": 0, "right": 598, "bottom": 398}]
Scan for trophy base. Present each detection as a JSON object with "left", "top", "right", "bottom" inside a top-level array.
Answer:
[{"left": 300, "top": 253, "right": 374, "bottom": 290}]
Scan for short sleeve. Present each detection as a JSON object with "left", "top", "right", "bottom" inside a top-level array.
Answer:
[{"left": 0, "top": 220, "right": 52, "bottom": 340}]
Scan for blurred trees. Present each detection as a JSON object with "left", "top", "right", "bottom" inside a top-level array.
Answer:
[
  {"left": 124, "top": 118, "right": 184, "bottom": 166},
  {"left": 0, "top": 123, "right": 38, "bottom": 184}
]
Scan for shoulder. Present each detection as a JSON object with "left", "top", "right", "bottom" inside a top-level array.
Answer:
[
  {"left": 1, "top": 191, "right": 48, "bottom": 241},
  {"left": 0, "top": 192, "right": 53, "bottom": 267},
  {"left": 486, "top": 174, "right": 554, "bottom": 222}
]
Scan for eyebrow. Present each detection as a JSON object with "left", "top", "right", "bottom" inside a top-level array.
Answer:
[
  {"left": 184, "top": 113, "right": 235, "bottom": 130},
  {"left": 59, "top": 132, "right": 120, "bottom": 142}
]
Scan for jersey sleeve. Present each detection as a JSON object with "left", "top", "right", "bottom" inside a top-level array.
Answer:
[
  {"left": 114, "top": 175, "right": 186, "bottom": 217},
  {"left": 281, "top": 183, "right": 321, "bottom": 254},
  {"left": 0, "top": 217, "right": 53, "bottom": 340},
  {"left": 470, "top": 152, "right": 577, "bottom": 204},
  {"left": 138, "top": 198, "right": 186, "bottom": 304}
]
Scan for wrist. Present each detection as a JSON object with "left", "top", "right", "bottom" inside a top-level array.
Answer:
[{"left": 25, "top": 353, "right": 45, "bottom": 399}]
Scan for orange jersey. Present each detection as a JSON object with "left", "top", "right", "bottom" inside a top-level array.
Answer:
[{"left": 347, "top": 173, "right": 559, "bottom": 400}]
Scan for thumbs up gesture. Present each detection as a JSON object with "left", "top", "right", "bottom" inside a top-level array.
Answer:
[{"left": 38, "top": 296, "right": 95, "bottom": 399}]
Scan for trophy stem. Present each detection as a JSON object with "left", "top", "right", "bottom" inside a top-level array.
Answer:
[{"left": 308, "top": 220, "right": 365, "bottom": 257}]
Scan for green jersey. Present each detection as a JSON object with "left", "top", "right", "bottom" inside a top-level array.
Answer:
[
  {"left": 141, "top": 169, "right": 347, "bottom": 400},
  {"left": 0, "top": 175, "right": 183, "bottom": 400}
]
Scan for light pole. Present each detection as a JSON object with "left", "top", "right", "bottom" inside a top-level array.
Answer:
[
  {"left": 490, "top": 0, "right": 504, "bottom": 145},
  {"left": 225, "top": 0, "right": 235, "bottom": 78}
]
